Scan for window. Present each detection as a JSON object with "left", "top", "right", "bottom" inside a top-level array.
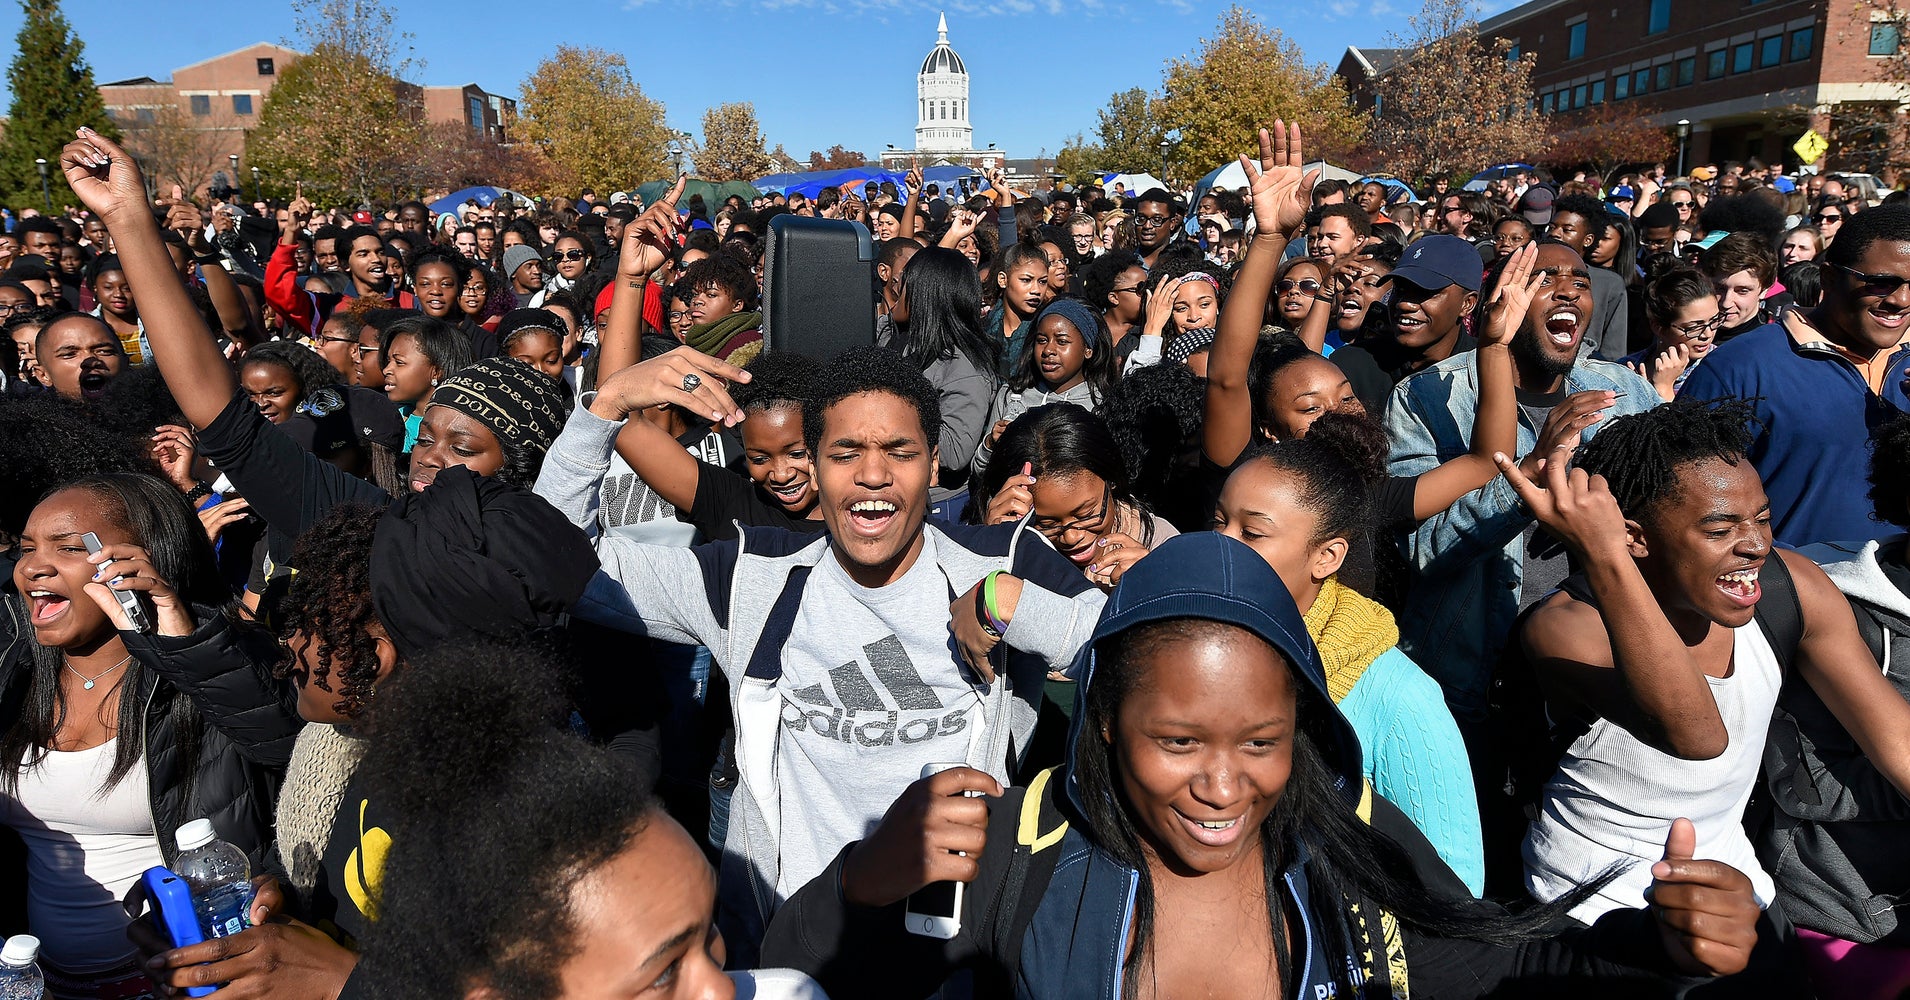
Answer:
[
  {"left": 231, "top": 94, "right": 252, "bottom": 115},
  {"left": 1677, "top": 56, "right": 1695, "bottom": 84},
  {"left": 1656, "top": 63, "right": 1673, "bottom": 89},
  {"left": 1733, "top": 41, "right": 1755, "bottom": 72},
  {"left": 1648, "top": 0, "right": 1670, "bottom": 34},
  {"left": 1791, "top": 26, "right": 1814, "bottom": 60},
  {"left": 134, "top": 108, "right": 155, "bottom": 126},
  {"left": 1635, "top": 68, "right": 1651, "bottom": 94},
  {"left": 1543, "top": 91, "right": 1556, "bottom": 112},
  {"left": 1708, "top": 49, "right": 1728, "bottom": 78},
  {"left": 1508, "top": 42, "right": 1522, "bottom": 61},
  {"left": 468, "top": 95, "right": 484, "bottom": 131},
  {"left": 256, "top": 58, "right": 274, "bottom": 75},
  {"left": 1615, "top": 73, "right": 1630, "bottom": 99},
  {"left": 1870, "top": 23, "right": 1900, "bottom": 55},
  {"left": 1573, "top": 84, "right": 1588, "bottom": 108},
  {"left": 1591, "top": 79, "right": 1606, "bottom": 103},
  {"left": 1568, "top": 21, "right": 1588, "bottom": 58},
  {"left": 1761, "top": 35, "right": 1783, "bottom": 67},
  {"left": 189, "top": 94, "right": 210, "bottom": 116}
]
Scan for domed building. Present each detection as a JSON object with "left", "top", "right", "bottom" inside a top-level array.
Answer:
[{"left": 880, "top": 14, "right": 1004, "bottom": 171}]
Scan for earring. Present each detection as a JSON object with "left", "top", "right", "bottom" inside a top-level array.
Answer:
[{"left": 430, "top": 377, "right": 438, "bottom": 387}]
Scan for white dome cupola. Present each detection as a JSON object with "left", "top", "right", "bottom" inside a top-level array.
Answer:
[{"left": 915, "top": 13, "right": 972, "bottom": 153}]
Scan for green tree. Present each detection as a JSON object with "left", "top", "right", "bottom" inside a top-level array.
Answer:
[
  {"left": 1090, "top": 88, "right": 1168, "bottom": 175},
  {"left": 1055, "top": 132, "right": 1104, "bottom": 185},
  {"left": 0, "top": 0, "right": 117, "bottom": 211},
  {"left": 1155, "top": 7, "right": 1363, "bottom": 181},
  {"left": 519, "top": 46, "right": 669, "bottom": 192},
  {"left": 247, "top": 0, "right": 420, "bottom": 206}
]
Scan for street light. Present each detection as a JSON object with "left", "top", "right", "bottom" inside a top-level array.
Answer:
[
  {"left": 1159, "top": 137, "right": 1171, "bottom": 185},
  {"left": 1676, "top": 119, "right": 1691, "bottom": 177},
  {"left": 251, "top": 166, "right": 261, "bottom": 204},
  {"left": 34, "top": 158, "right": 48, "bottom": 212},
  {"left": 227, "top": 153, "right": 239, "bottom": 199},
  {"left": 667, "top": 140, "right": 684, "bottom": 178}
]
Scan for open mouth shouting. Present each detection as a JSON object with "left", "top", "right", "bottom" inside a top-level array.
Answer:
[
  {"left": 846, "top": 497, "right": 899, "bottom": 537},
  {"left": 1715, "top": 564, "right": 1762, "bottom": 609},
  {"left": 27, "top": 588, "right": 71, "bottom": 626},
  {"left": 1542, "top": 308, "right": 1582, "bottom": 349}
]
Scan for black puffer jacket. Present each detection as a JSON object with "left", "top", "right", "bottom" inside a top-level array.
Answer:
[{"left": 0, "top": 591, "right": 302, "bottom": 906}]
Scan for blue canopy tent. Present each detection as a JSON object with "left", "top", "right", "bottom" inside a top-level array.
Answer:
[
  {"left": 1463, "top": 163, "right": 1535, "bottom": 192},
  {"left": 429, "top": 186, "right": 527, "bottom": 214},
  {"left": 1361, "top": 176, "right": 1420, "bottom": 206}
]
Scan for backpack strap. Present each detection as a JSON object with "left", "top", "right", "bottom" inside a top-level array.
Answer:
[
  {"left": 986, "top": 767, "right": 1069, "bottom": 975},
  {"left": 1752, "top": 552, "right": 1805, "bottom": 675}
]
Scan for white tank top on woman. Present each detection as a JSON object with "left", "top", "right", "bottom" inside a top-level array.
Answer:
[
  {"left": 0, "top": 738, "right": 165, "bottom": 972},
  {"left": 1522, "top": 619, "right": 1781, "bottom": 924}
]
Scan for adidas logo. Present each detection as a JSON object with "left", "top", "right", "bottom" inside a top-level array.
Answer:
[{"left": 780, "top": 634, "right": 972, "bottom": 746}]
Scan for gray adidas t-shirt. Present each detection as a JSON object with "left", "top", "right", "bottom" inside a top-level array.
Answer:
[{"left": 773, "top": 531, "right": 986, "bottom": 898}]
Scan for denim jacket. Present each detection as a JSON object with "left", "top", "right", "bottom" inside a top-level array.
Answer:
[{"left": 1383, "top": 351, "right": 1657, "bottom": 721}]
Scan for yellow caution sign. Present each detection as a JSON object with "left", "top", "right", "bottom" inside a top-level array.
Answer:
[{"left": 1794, "top": 129, "right": 1829, "bottom": 164}]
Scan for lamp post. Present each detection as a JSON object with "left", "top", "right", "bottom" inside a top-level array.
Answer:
[
  {"left": 667, "top": 140, "right": 683, "bottom": 178},
  {"left": 251, "top": 166, "right": 261, "bottom": 205},
  {"left": 1159, "top": 137, "right": 1171, "bottom": 185},
  {"left": 1676, "top": 119, "right": 1691, "bottom": 177},
  {"left": 227, "top": 153, "right": 239, "bottom": 199},
  {"left": 34, "top": 158, "right": 48, "bottom": 212}
]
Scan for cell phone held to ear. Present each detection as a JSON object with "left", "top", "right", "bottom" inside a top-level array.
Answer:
[{"left": 82, "top": 531, "right": 151, "bottom": 633}]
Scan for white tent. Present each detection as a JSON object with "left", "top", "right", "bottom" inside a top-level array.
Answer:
[
  {"left": 1101, "top": 172, "right": 1166, "bottom": 193},
  {"left": 1197, "top": 159, "right": 1363, "bottom": 196}
]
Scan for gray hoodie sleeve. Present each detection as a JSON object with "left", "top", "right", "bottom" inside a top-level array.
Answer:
[
  {"left": 534, "top": 405, "right": 722, "bottom": 648},
  {"left": 934, "top": 355, "right": 995, "bottom": 477}
]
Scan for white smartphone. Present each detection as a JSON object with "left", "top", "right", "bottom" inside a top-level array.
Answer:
[{"left": 904, "top": 761, "right": 973, "bottom": 940}]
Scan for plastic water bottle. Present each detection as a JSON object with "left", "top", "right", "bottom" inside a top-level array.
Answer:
[
  {"left": 174, "top": 819, "right": 252, "bottom": 939},
  {"left": 0, "top": 935, "right": 43, "bottom": 1000}
]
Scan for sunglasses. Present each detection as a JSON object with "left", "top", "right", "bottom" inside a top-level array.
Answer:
[
  {"left": 1111, "top": 284, "right": 1148, "bottom": 297},
  {"left": 1833, "top": 262, "right": 1910, "bottom": 296},
  {"left": 1815, "top": 213, "right": 1844, "bottom": 223},
  {"left": 1277, "top": 278, "right": 1323, "bottom": 296},
  {"left": 548, "top": 249, "right": 588, "bottom": 262},
  {"left": 1670, "top": 200, "right": 1694, "bottom": 208}
]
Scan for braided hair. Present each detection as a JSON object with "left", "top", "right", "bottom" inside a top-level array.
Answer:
[
  {"left": 1572, "top": 397, "right": 1759, "bottom": 523},
  {"left": 275, "top": 504, "right": 383, "bottom": 719}
]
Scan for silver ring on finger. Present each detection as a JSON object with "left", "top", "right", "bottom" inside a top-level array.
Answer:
[{"left": 681, "top": 372, "right": 702, "bottom": 392}]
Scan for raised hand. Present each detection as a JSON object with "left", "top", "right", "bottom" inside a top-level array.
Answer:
[
  {"left": 907, "top": 160, "right": 924, "bottom": 196},
  {"left": 150, "top": 424, "right": 201, "bottom": 492},
  {"left": 59, "top": 127, "right": 152, "bottom": 226},
  {"left": 618, "top": 175, "right": 686, "bottom": 278},
  {"left": 1480, "top": 243, "right": 1541, "bottom": 348},
  {"left": 1516, "top": 389, "right": 1615, "bottom": 481},
  {"left": 985, "top": 462, "right": 1036, "bottom": 524},
  {"left": 587, "top": 344, "right": 750, "bottom": 425},
  {"left": 1142, "top": 272, "right": 1176, "bottom": 336},
  {"left": 1494, "top": 442, "right": 1629, "bottom": 560},
  {"left": 1239, "top": 121, "right": 1320, "bottom": 237},
  {"left": 1648, "top": 818, "right": 1761, "bottom": 977},
  {"left": 1646, "top": 343, "right": 1690, "bottom": 402}
]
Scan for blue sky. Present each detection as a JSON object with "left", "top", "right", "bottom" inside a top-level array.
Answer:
[{"left": 1, "top": 0, "right": 1507, "bottom": 165}]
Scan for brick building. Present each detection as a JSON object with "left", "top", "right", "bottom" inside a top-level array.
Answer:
[
  {"left": 422, "top": 84, "right": 516, "bottom": 142},
  {"left": 1341, "top": 0, "right": 1910, "bottom": 173}
]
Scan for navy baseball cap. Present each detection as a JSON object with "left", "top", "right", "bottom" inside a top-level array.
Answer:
[
  {"left": 1606, "top": 184, "right": 1636, "bottom": 202},
  {"left": 1384, "top": 235, "right": 1484, "bottom": 293}
]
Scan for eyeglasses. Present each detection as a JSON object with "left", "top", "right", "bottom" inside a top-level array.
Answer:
[
  {"left": 353, "top": 344, "right": 380, "bottom": 358},
  {"left": 1030, "top": 482, "right": 1113, "bottom": 536},
  {"left": 1111, "top": 284, "right": 1147, "bottom": 297},
  {"left": 317, "top": 334, "right": 358, "bottom": 346},
  {"left": 1832, "top": 262, "right": 1910, "bottom": 297},
  {"left": 1671, "top": 314, "right": 1725, "bottom": 337},
  {"left": 1071, "top": 234, "right": 1096, "bottom": 244},
  {"left": 548, "top": 249, "right": 588, "bottom": 263},
  {"left": 1277, "top": 278, "right": 1323, "bottom": 296},
  {"left": 1133, "top": 215, "right": 1174, "bottom": 230},
  {"left": 0, "top": 303, "right": 30, "bottom": 317},
  {"left": 668, "top": 310, "right": 690, "bottom": 323}
]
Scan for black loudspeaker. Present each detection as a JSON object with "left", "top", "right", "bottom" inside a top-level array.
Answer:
[{"left": 762, "top": 214, "right": 876, "bottom": 362}]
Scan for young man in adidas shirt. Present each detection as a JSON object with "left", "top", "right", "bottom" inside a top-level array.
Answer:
[{"left": 534, "top": 344, "right": 1106, "bottom": 960}]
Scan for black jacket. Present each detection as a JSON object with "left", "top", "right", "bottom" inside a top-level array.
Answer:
[{"left": 0, "top": 592, "right": 303, "bottom": 922}]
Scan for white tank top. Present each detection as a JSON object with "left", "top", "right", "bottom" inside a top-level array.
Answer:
[
  {"left": 1523, "top": 620, "right": 1781, "bottom": 923},
  {"left": 0, "top": 739, "right": 165, "bottom": 972}
]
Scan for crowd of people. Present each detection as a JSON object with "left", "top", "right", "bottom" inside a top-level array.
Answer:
[{"left": 2, "top": 116, "right": 1909, "bottom": 999}]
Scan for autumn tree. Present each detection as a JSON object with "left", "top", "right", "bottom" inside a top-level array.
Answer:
[
  {"left": 1154, "top": 7, "right": 1364, "bottom": 180},
  {"left": 1088, "top": 88, "right": 1169, "bottom": 174},
  {"left": 700, "top": 102, "right": 772, "bottom": 182},
  {"left": 248, "top": 0, "right": 420, "bottom": 206},
  {"left": 808, "top": 144, "right": 867, "bottom": 170},
  {"left": 0, "top": 0, "right": 118, "bottom": 210},
  {"left": 519, "top": 45, "right": 670, "bottom": 193},
  {"left": 1542, "top": 101, "right": 1675, "bottom": 177},
  {"left": 1369, "top": 0, "right": 1550, "bottom": 183},
  {"left": 1055, "top": 132, "right": 1104, "bottom": 185}
]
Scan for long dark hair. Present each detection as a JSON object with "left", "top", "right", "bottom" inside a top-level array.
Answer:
[
  {"left": 963, "top": 404, "right": 1152, "bottom": 544},
  {"left": 1074, "top": 618, "right": 1613, "bottom": 999},
  {"left": 4, "top": 474, "right": 234, "bottom": 795},
  {"left": 897, "top": 247, "right": 1000, "bottom": 376}
]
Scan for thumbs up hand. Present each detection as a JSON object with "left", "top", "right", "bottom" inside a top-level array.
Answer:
[{"left": 1646, "top": 818, "right": 1761, "bottom": 977}]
